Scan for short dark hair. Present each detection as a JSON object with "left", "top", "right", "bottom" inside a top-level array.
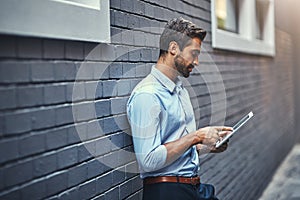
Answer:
[{"left": 159, "top": 17, "right": 207, "bottom": 58}]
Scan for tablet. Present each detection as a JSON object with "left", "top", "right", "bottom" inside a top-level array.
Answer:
[{"left": 215, "top": 111, "right": 254, "bottom": 148}]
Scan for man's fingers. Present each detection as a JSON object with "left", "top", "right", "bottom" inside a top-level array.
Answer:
[
  {"left": 213, "top": 126, "right": 233, "bottom": 132},
  {"left": 218, "top": 131, "right": 232, "bottom": 137}
]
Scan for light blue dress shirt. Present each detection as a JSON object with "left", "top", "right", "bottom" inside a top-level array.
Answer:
[{"left": 127, "top": 65, "right": 199, "bottom": 179}]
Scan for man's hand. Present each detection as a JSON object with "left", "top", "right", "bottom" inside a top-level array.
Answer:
[{"left": 194, "top": 127, "right": 232, "bottom": 154}]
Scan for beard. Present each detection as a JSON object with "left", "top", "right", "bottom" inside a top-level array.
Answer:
[{"left": 174, "top": 54, "right": 194, "bottom": 78}]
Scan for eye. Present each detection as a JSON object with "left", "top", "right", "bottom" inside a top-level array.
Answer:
[{"left": 192, "top": 51, "right": 199, "bottom": 58}]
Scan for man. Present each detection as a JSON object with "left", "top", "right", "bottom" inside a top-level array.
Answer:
[{"left": 126, "top": 17, "right": 232, "bottom": 200}]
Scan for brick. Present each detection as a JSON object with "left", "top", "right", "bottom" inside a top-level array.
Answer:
[
  {"left": 127, "top": 15, "right": 140, "bottom": 29},
  {"left": 43, "top": 39, "right": 64, "bottom": 59},
  {"left": 102, "top": 151, "right": 120, "bottom": 169},
  {"left": 95, "top": 99, "right": 111, "bottom": 118},
  {"left": 128, "top": 49, "right": 140, "bottom": 62},
  {"left": 92, "top": 62, "right": 109, "bottom": 80},
  {"left": 145, "top": 5, "right": 155, "bottom": 18},
  {"left": 133, "top": 31, "right": 145, "bottom": 46},
  {"left": 21, "top": 179, "right": 46, "bottom": 200},
  {"left": 55, "top": 105, "right": 74, "bottom": 126},
  {"left": 0, "top": 35, "right": 17, "bottom": 57},
  {"left": 112, "top": 167, "right": 126, "bottom": 185},
  {"left": 67, "top": 125, "right": 81, "bottom": 144},
  {"left": 103, "top": 116, "right": 120, "bottom": 134},
  {"left": 68, "top": 164, "right": 87, "bottom": 187},
  {"left": 121, "top": 29, "right": 134, "bottom": 45},
  {"left": 87, "top": 120, "right": 104, "bottom": 139},
  {"left": 96, "top": 173, "right": 113, "bottom": 194},
  {"left": 75, "top": 62, "right": 95, "bottom": 80},
  {"left": 57, "top": 146, "right": 78, "bottom": 169},
  {"left": 152, "top": 48, "right": 159, "bottom": 61},
  {"left": 4, "top": 160, "right": 33, "bottom": 187},
  {"left": 54, "top": 61, "right": 77, "bottom": 81},
  {"left": 109, "top": 63, "right": 123, "bottom": 79},
  {"left": 95, "top": 81, "right": 103, "bottom": 99},
  {"left": 110, "top": 0, "right": 120, "bottom": 9},
  {"left": 111, "top": 97, "right": 127, "bottom": 114},
  {"left": 119, "top": 180, "right": 132, "bottom": 199},
  {"left": 17, "top": 37, "right": 42, "bottom": 58},
  {"left": 31, "top": 62, "right": 55, "bottom": 82},
  {"left": 85, "top": 81, "right": 98, "bottom": 100},
  {"left": 73, "top": 102, "right": 95, "bottom": 122},
  {"left": 120, "top": 0, "right": 133, "bottom": 12},
  {"left": 5, "top": 112, "right": 31, "bottom": 135},
  {"left": 87, "top": 158, "right": 110, "bottom": 179},
  {"left": 44, "top": 84, "right": 66, "bottom": 104},
  {"left": 117, "top": 79, "right": 131, "bottom": 96},
  {"left": 110, "top": 132, "right": 124, "bottom": 151},
  {"left": 0, "top": 87, "right": 16, "bottom": 109},
  {"left": 125, "top": 162, "right": 139, "bottom": 178},
  {"left": 115, "top": 45, "right": 129, "bottom": 62},
  {"left": 139, "top": 17, "right": 151, "bottom": 31},
  {"left": 19, "top": 133, "right": 46, "bottom": 157},
  {"left": 0, "top": 62, "right": 30, "bottom": 83},
  {"left": 46, "top": 127, "right": 68, "bottom": 150},
  {"left": 65, "top": 41, "right": 84, "bottom": 60},
  {"left": 131, "top": 176, "right": 143, "bottom": 192},
  {"left": 16, "top": 85, "right": 43, "bottom": 107},
  {"left": 84, "top": 43, "right": 101, "bottom": 61},
  {"left": 95, "top": 137, "right": 111, "bottom": 157},
  {"left": 68, "top": 82, "right": 86, "bottom": 103},
  {"left": 133, "top": 1, "right": 145, "bottom": 15},
  {"left": 114, "top": 11, "right": 128, "bottom": 27},
  {"left": 135, "top": 63, "right": 147, "bottom": 77},
  {"left": 71, "top": 123, "right": 88, "bottom": 142},
  {"left": 122, "top": 63, "right": 136, "bottom": 78},
  {"left": 124, "top": 132, "right": 133, "bottom": 146},
  {"left": 31, "top": 108, "right": 55, "bottom": 130},
  {"left": 140, "top": 48, "right": 152, "bottom": 62},
  {"left": 33, "top": 153, "right": 57, "bottom": 177},
  {"left": 104, "top": 187, "right": 119, "bottom": 200},
  {"left": 103, "top": 80, "right": 117, "bottom": 97},
  {"left": 111, "top": 27, "right": 122, "bottom": 44},
  {"left": 78, "top": 143, "right": 93, "bottom": 162},
  {"left": 0, "top": 138, "right": 19, "bottom": 164},
  {"left": 46, "top": 172, "right": 68, "bottom": 196},
  {"left": 79, "top": 179, "right": 97, "bottom": 200},
  {"left": 100, "top": 43, "right": 116, "bottom": 61}
]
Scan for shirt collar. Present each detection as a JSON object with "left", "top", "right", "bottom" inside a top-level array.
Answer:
[{"left": 151, "top": 65, "right": 182, "bottom": 93}]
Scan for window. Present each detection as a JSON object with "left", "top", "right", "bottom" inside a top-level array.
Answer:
[
  {"left": 0, "top": 0, "right": 110, "bottom": 43},
  {"left": 211, "top": 0, "right": 275, "bottom": 56}
]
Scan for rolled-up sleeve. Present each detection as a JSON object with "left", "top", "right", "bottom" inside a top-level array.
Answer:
[{"left": 127, "top": 92, "right": 167, "bottom": 172}]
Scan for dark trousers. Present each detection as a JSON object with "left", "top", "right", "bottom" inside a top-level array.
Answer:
[{"left": 143, "top": 182, "right": 219, "bottom": 200}]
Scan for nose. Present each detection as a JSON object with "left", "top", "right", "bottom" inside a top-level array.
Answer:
[{"left": 193, "top": 57, "right": 199, "bottom": 66}]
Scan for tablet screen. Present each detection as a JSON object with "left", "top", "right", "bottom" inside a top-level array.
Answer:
[{"left": 215, "top": 111, "right": 254, "bottom": 148}]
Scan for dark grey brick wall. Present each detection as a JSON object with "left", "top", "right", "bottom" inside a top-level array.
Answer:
[{"left": 0, "top": 0, "right": 296, "bottom": 199}]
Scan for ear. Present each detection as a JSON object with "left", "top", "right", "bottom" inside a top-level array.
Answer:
[{"left": 168, "top": 41, "right": 179, "bottom": 56}]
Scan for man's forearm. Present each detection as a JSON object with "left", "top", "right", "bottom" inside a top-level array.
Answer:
[{"left": 164, "top": 132, "right": 198, "bottom": 166}]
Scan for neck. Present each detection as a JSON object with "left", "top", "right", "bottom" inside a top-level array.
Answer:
[{"left": 156, "top": 56, "right": 179, "bottom": 82}]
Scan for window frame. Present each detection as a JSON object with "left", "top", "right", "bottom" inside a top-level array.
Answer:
[
  {"left": 211, "top": 0, "right": 275, "bottom": 56},
  {"left": 0, "top": 0, "right": 110, "bottom": 43}
]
